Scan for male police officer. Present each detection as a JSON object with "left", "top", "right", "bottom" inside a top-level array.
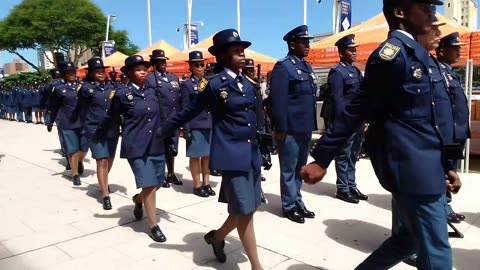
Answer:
[
  {"left": 146, "top": 49, "right": 183, "bottom": 187},
  {"left": 437, "top": 32, "right": 469, "bottom": 223},
  {"left": 301, "top": 1, "right": 460, "bottom": 269},
  {"left": 270, "top": 25, "right": 317, "bottom": 224},
  {"left": 328, "top": 34, "right": 368, "bottom": 204}
]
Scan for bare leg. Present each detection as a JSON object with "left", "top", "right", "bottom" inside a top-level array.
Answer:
[
  {"left": 142, "top": 186, "right": 159, "bottom": 228},
  {"left": 190, "top": 157, "right": 201, "bottom": 188},
  {"left": 34, "top": 112, "right": 39, "bottom": 122},
  {"left": 39, "top": 111, "right": 43, "bottom": 122},
  {"left": 215, "top": 214, "right": 238, "bottom": 240},
  {"left": 69, "top": 152, "right": 79, "bottom": 176},
  {"left": 107, "top": 157, "right": 115, "bottom": 172},
  {"left": 78, "top": 151, "right": 87, "bottom": 162},
  {"left": 96, "top": 159, "right": 109, "bottom": 197},
  {"left": 201, "top": 157, "right": 210, "bottom": 186},
  {"left": 237, "top": 213, "right": 262, "bottom": 270}
]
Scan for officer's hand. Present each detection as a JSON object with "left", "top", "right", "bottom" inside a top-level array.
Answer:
[
  {"left": 446, "top": 170, "right": 462, "bottom": 194},
  {"left": 46, "top": 124, "right": 53, "bottom": 132},
  {"left": 274, "top": 131, "right": 286, "bottom": 142},
  {"left": 300, "top": 162, "right": 327, "bottom": 184}
]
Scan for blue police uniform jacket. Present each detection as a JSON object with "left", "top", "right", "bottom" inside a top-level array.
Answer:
[
  {"left": 31, "top": 88, "right": 42, "bottom": 108},
  {"left": 180, "top": 76, "right": 212, "bottom": 131},
  {"left": 440, "top": 62, "right": 471, "bottom": 141},
  {"left": 310, "top": 31, "right": 454, "bottom": 195},
  {"left": 270, "top": 54, "right": 318, "bottom": 133},
  {"left": 14, "top": 87, "right": 24, "bottom": 107},
  {"left": 79, "top": 81, "right": 119, "bottom": 140},
  {"left": 48, "top": 81, "right": 84, "bottom": 130},
  {"left": 5, "top": 91, "right": 14, "bottom": 107},
  {"left": 44, "top": 80, "right": 63, "bottom": 109},
  {"left": 327, "top": 61, "right": 363, "bottom": 118},
  {"left": 146, "top": 71, "right": 182, "bottom": 119},
  {"left": 22, "top": 89, "right": 34, "bottom": 108},
  {"left": 160, "top": 69, "right": 262, "bottom": 172},
  {"left": 97, "top": 83, "right": 165, "bottom": 159}
]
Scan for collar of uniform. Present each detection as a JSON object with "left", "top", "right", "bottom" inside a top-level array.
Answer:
[
  {"left": 191, "top": 75, "right": 201, "bottom": 82},
  {"left": 131, "top": 82, "right": 141, "bottom": 90},
  {"left": 288, "top": 54, "right": 304, "bottom": 65},
  {"left": 224, "top": 67, "right": 240, "bottom": 80},
  {"left": 389, "top": 30, "right": 429, "bottom": 67},
  {"left": 394, "top": 30, "right": 414, "bottom": 41}
]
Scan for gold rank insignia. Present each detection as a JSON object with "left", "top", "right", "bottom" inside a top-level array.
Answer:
[
  {"left": 76, "top": 84, "right": 82, "bottom": 92},
  {"left": 379, "top": 42, "right": 400, "bottom": 61},
  {"left": 198, "top": 78, "right": 208, "bottom": 92},
  {"left": 109, "top": 90, "right": 116, "bottom": 99},
  {"left": 220, "top": 90, "right": 228, "bottom": 99},
  {"left": 413, "top": 68, "right": 422, "bottom": 80}
]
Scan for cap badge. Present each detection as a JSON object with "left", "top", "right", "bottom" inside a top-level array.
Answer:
[
  {"left": 96, "top": 60, "right": 100, "bottom": 64},
  {"left": 136, "top": 56, "right": 142, "bottom": 60},
  {"left": 233, "top": 31, "right": 239, "bottom": 38}
]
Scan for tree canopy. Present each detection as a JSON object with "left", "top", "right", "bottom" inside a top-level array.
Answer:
[{"left": 0, "top": 0, "right": 139, "bottom": 71}]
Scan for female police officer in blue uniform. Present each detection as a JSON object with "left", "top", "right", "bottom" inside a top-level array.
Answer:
[
  {"left": 96, "top": 55, "right": 167, "bottom": 242},
  {"left": 47, "top": 61, "right": 88, "bottom": 186},
  {"left": 181, "top": 51, "right": 215, "bottom": 198},
  {"left": 80, "top": 57, "right": 120, "bottom": 210},
  {"left": 159, "top": 29, "right": 263, "bottom": 269}
]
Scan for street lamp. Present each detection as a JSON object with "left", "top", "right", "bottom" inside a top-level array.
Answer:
[{"left": 102, "top": 15, "right": 117, "bottom": 59}]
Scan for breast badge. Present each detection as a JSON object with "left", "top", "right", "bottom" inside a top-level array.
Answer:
[
  {"left": 220, "top": 90, "right": 228, "bottom": 100},
  {"left": 413, "top": 68, "right": 422, "bottom": 80}
]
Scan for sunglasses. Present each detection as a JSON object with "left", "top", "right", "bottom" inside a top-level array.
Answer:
[{"left": 194, "top": 63, "right": 205, "bottom": 68}]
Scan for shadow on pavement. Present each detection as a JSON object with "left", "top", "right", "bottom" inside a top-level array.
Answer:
[
  {"left": 149, "top": 232, "right": 245, "bottom": 269},
  {"left": 286, "top": 264, "right": 327, "bottom": 270},
  {"left": 42, "top": 148, "right": 63, "bottom": 155},
  {"left": 366, "top": 193, "right": 392, "bottom": 211},
  {"left": 301, "top": 181, "right": 338, "bottom": 198},
  {"left": 459, "top": 211, "right": 480, "bottom": 228},
  {"left": 323, "top": 219, "right": 390, "bottom": 253},
  {"left": 257, "top": 192, "right": 284, "bottom": 218}
]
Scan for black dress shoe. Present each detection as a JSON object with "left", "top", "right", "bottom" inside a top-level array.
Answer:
[
  {"left": 132, "top": 194, "right": 143, "bottom": 220},
  {"left": 350, "top": 188, "right": 369, "bottom": 201},
  {"left": 453, "top": 212, "right": 466, "bottom": 221},
  {"left": 298, "top": 207, "right": 315, "bottom": 218},
  {"left": 260, "top": 190, "right": 267, "bottom": 204},
  {"left": 403, "top": 254, "right": 418, "bottom": 267},
  {"left": 162, "top": 177, "right": 171, "bottom": 188},
  {"left": 210, "top": 170, "right": 222, "bottom": 177},
  {"left": 336, "top": 190, "right": 359, "bottom": 204},
  {"left": 447, "top": 213, "right": 461, "bottom": 223},
  {"left": 73, "top": 175, "right": 81, "bottom": 186},
  {"left": 148, "top": 225, "right": 167, "bottom": 242},
  {"left": 204, "top": 230, "right": 226, "bottom": 263},
  {"left": 168, "top": 173, "right": 183, "bottom": 185},
  {"left": 203, "top": 185, "right": 216, "bottom": 196},
  {"left": 78, "top": 161, "right": 84, "bottom": 175},
  {"left": 65, "top": 156, "right": 71, "bottom": 170},
  {"left": 103, "top": 196, "right": 112, "bottom": 210},
  {"left": 261, "top": 176, "right": 266, "bottom": 181},
  {"left": 284, "top": 208, "right": 305, "bottom": 224},
  {"left": 193, "top": 186, "right": 209, "bottom": 197}
]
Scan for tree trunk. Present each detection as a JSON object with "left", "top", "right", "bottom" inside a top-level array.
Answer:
[{"left": 8, "top": 50, "right": 40, "bottom": 72}]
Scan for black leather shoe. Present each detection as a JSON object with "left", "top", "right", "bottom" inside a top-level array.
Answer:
[
  {"left": 298, "top": 207, "right": 315, "bottom": 219},
  {"left": 148, "top": 225, "right": 167, "bottom": 242},
  {"left": 103, "top": 196, "right": 112, "bottom": 210},
  {"left": 260, "top": 190, "right": 267, "bottom": 204},
  {"left": 203, "top": 185, "right": 216, "bottom": 196},
  {"left": 350, "top": 188, "right": 369, "bottom": 201},
  {"left": 261, "top": 176, "right": 266, "bottom": 181},
  {"left": 132, "top": 194, "right": 143, "bottom": 220},
  {"left": 168, "top": 173, "right": 183, "bottom": 185},
  {"left": 453, "top": 212, "right": 466, "bottom": 221},
  {"left": 193, "top": 186, "right": 209, "bottom": 197},
  {"left": 65, "top": 157, "right": 71, "bottom": 170},
  {"left": 204, "top": 230, "right": 226, "bottom": 263},
  {"left": 336, "top": 190, "right": 359, "bottom": 204},
  {"left": 403, "top": 254, "right": 418, "bottom": 267},
  {"left": 211, "top": 170, "right": 222, "bottom": 177},
  {"left": 73, "top": 175, "right": 81, "bottom": 186},
  {"left": 448, "top": 213, "right": 461, "bottom": 223},
  {"left": 284, "top": 208, "right": 305, "bottom": 224},
  {"left": 162, "top": 177, "right": 171, "bottom": 188},
  {"left": 78, "top": 161, "right": 84, "bottom": 175}
]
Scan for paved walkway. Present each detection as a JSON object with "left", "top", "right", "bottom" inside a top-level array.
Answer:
[{"left": 0, "top": 120, "right": 478, "bottom": 270}]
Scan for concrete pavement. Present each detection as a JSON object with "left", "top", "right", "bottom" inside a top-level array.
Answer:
[{"left": 0, "top": 120, "right": 479, "bottom": 270}]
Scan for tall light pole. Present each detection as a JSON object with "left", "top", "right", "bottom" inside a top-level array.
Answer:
[
  {"left": 102, "top": 15, "right": 116, "bottom": 60},
  {"left": 147, "top": 0, "right": 152, "bottom": 46},
  {"left": 304, "top": 0, "right": 307, "bottom": 25},
  {"left": 237, "top": 0, "right": 241, "bottom": 35},
  {"left": 187, "top": 0, "right": 192, "bottom": 49}
]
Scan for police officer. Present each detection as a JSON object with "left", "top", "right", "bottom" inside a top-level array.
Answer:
[
  {"left": 181, "top": 51, "right": 215, "bottom": 198},
  {"left": 5, "top": 86, "right": 16, "bottom": 121},
  {"left": 22, "top": 82, "right": 34, "bottom": 123},
  {"left": 97, "top": 55, "right": 167, "bottom": 242},
  {"left": 205, "top": 62, "right": 217, "bottom": 76},
  {"left": 302, "top": 1, "right": 459, "bottom": 269},
  {"left": 243, "top": 59, "right": 255, "bottom": 79},
  {"left": 158, "top": 29, "right": 263, "bottom": 269},
  {"left": 270, "top": 25, "right": 317, "bottom": 224},
  {"left": 80, "top": 57, "right": 120, "bottom": 210},
  {"left": 437, "top": 32, "right": 469, "bottom": 223},
  {"left": 48, "top": 61, "right": 88, "bottom": 186},
  {"left": 119, "top": 73, "right": 129, "bottom": 86},
  {"left": 14, "top": 81, "right": 25, "bottom": 122},
  {"left": 146, "top": 49, "right": 183, "bottom": 187},
  {"left": 328, "top": 34, "right": 368, "bottom": 204},
  {"left": 32, "top": 81, "right": 43, "bottom": 124}
]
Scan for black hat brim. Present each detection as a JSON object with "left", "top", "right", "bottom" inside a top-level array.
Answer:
[
  {"left": 208, "top": 41, "right": 252, "bottom": 56},
  {"left": 85, "top": 65, "right": 110, "bottom": 71},
  {"left": 121, "top": 61, "right": 152, "bottom": 74},
  {"left": 185, "top": 58, "right": 206, "bottom": 63},
  {"left": 61, "top": 67, "right": 77, "bottom": 72},
  {"left": 150, "top": 56, "right": 169, "bottom": 61}
]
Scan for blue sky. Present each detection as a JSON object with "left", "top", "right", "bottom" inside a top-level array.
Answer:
[{"left": 0, "top": 0, "right": 460, "bottom": 67}]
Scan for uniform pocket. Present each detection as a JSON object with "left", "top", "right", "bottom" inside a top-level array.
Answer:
[{"left": 401, "top": 82, "right": 431, "bottom": 119}]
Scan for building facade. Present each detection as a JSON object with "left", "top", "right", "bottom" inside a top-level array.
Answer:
[
  {"left": 445, "top": 0, "right": 478, "bottom": 30},
  {"left": 37, "top": 48, "right": 56, "bottom": 71},
  {"left": 4, "top": 59, "right": 30, "bottom": 75}
]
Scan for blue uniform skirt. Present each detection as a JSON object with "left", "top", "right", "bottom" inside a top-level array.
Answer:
[
  {"left": 186, "top": 129, "right": 211, "bottom": 157},
  {"left": 32, "top": 107, "right": 40, "bottom": 112},
  {"left": 128, "top": 155, "right": 166, "bottom": 189},
  {"left": 7, "top": 106, "right": 16, "bottom": 113},
  {"left": 219, "top": 168, "right": 261, "bottom": 216},
  {"left": 62, "top": 128, "right": 89, "bottom": 154},
  {"left": 90, "top": 138, "right": 119, "bottom": 159}
]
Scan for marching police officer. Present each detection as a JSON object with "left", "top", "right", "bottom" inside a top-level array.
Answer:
[
  {"left": 327, "top": 34, "right": 368, "bottom": 204},
  {"left": 437, "top": 32, "right": 469, "bottom": 223},
  {"left": 302, "top": 1, "right": 460, "bottom": 269},
  {"left": 270, "top": 25, "right": 317, "bottom": 224},
  {"left": 14, "top": 82, "right": 25, "bottom": 122},
  {"left": 32, "top": 81, "right": 43, "bottom": 124},
  {"left": 119, "top": 73, "right": 129, "bottom": 86},
  {"left": 146, "top": 49, "right": 183, "bottom": 187},
  {"left": 22, "top": 83, "right": 34, "bottom": 123},
  {"left": 48, "top": 61, "right": 88, "bottom": 186},
  {"left": 205, "top": 62, "right": 217, "bottom": 76}
]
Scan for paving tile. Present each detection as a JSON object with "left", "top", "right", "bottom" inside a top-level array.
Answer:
[
  {"left": 268, "top": 259, "right": 324, "bottom": 270},
  {"left": 0, "top": 243, "right": 12, "bottom": 260},
  {"left": 233, "top": 247, "right": 288, "bottom": 269},
  {"left": 0, "top": 246, "right": 71, "bottom": 270}
]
